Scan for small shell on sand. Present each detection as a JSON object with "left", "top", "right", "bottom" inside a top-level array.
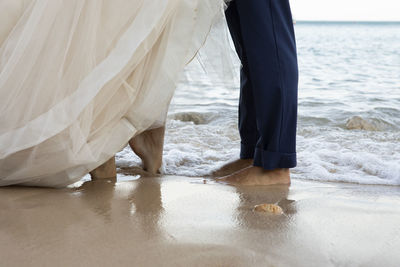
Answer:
[{"left": 253, "top": 204, "right": 283, "bottom": 215}]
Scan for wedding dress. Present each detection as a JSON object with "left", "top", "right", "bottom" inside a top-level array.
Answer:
[{"left": 0, "top": 0, "right": 227, "bottom": 187}]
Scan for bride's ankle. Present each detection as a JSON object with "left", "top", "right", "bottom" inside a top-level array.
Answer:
[{"left": 129, "top": 126, "right": 165, "bottom": 174}]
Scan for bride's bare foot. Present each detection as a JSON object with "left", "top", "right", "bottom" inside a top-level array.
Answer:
[
  {"left": 218, "top": 166, "right": 290, "bottom": 186},
  {"left": 90, "top": 156, "right": 117, "bottom": 180},
  {"left": 211, "top": 159, "right": 253, "bottom": 177},
  {"left": 129, "top": 126, "right": 165, "bottom": 174}
]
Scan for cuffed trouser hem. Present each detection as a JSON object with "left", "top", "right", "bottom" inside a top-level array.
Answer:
[
  {"left": 240, "top": 143, "right": 256, "bottom": 159},
  {"left": 253, "top": 148, "right": 297, "bottom": 170}
]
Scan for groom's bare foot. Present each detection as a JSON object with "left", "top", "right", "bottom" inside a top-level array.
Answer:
[
  {"left": 129, "top": 126, "right": 165, "bottom": 174},
  {"left": 218, "top": 166, "right": 290, "bottom": 186},
  {"left": 211, "top": 159, "right": 253, "bottom": 177}
]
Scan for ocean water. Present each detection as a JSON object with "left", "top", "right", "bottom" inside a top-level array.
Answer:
[{"left": 117, "top": 21, "right": 400, "bottom": 186}]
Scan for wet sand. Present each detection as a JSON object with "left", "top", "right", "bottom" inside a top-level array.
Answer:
[{"left": 1, "top": 176, "right": 399, "bottom": 266}]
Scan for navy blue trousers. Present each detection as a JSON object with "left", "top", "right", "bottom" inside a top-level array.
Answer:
[{"left": 225, "top": 0, "right": 298, "bottom": 170}]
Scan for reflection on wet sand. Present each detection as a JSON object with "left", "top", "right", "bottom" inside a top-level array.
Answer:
[
  {"left": 233, "top": 184, "right": 296, "bottom": 230},
  {"left": 1, "top": 176, "right": 399, "bottom": 266},
  {"left": 77, "top": 179, "right": 116, "bottom": 221},
  {"left": 127, "top": 178, "right": 164, "bottom": 238},
  {"left": 77, "top": 176, "right": 297, "bottom": 245},
  {"left": 78, "top": 176, "right": 164, "bottom": 239}
]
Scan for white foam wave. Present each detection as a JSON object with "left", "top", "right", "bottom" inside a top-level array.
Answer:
[
  {"left": 115, "top": 116, "right": 400, "bottom": 186},
  {"left": 295, "top": 127, "right": 400, "bottom": 185}
]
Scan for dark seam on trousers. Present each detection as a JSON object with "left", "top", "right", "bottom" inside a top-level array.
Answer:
[{"left": 269, "top": 0, "right": 285, "bottom": 152}]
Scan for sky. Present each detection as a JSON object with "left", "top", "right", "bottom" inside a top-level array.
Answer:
[{"left": 289, "top": 0, "right": 400, "bottom": 21}]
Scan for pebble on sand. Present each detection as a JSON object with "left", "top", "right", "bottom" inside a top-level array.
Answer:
[{"left": 253, "top": 204, "right": 283, "bottom": 214}]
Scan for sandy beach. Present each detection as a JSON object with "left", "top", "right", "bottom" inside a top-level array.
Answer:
[{"left": 1, "top": 175, "right": 399, "bottom": 266}]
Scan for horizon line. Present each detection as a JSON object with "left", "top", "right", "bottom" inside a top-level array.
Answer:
[{"left": 295, "top": 20, "right": 400, "bottom": 23}]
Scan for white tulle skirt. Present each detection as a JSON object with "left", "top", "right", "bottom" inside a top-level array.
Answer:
[{"left": 0, "top": 0, "right": 224, "bottom": 187}]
